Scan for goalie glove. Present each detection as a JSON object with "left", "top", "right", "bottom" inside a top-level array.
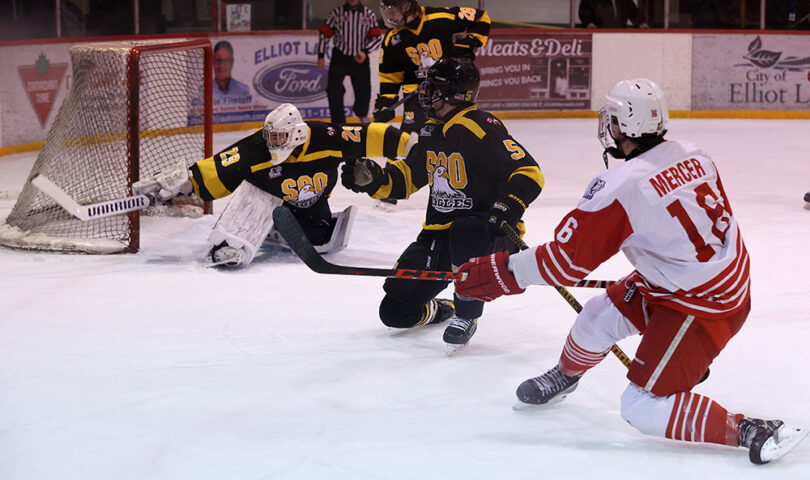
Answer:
[
  {"left": 372, "top": 95, "right": 397, "bottom": 123},
  {"left": 341, "top": 158, "right": 386, "bottom": 195},
  {"left": 133, "top": 166, "right": 193, "bottom": 203}
]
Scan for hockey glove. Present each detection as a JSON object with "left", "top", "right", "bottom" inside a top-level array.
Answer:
[
  {"left": 341, "top": 158, "right": 386, "bottom": 195},
  {"left": 455, "top": 251, "right": 525, "bottom": 302},
  {"left": 373, "top": 95, "right": 397, "bottom": 123},
  {"left": 133, "top": 166, "right": 193, "bottom": 203},
  {"left": 487, "top": 194, "right": 526, "bottom": 237},
  {"left": 451, "top": 34, "right": 482, "bottom": 60}
]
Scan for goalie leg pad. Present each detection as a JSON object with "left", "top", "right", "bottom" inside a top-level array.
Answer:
[
  {"left": 207, "top": 182, "right": 282, "bottom": 265},
  {"left": 314, "top": 205, "right": 357, "bottom": 254}
]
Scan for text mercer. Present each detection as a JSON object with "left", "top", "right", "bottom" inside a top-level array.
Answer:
[{"left": 648, "top": 158, "right": 707, "bottom": 198}]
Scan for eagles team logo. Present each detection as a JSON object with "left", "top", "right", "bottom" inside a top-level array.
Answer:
[
  {"left": 583, "top": 177, "right": 606, "bottom": 200},
  {"left": 430, "top": 166, "right": 473, "bottom": 212}
]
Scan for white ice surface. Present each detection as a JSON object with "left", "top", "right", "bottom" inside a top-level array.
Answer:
[{"left": 1, "top": 119, "right": 809, "bottom": 479}]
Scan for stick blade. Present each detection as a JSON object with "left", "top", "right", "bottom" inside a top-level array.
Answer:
[{"left": 271, "top": 206, "right": 333, "bottom": 274}]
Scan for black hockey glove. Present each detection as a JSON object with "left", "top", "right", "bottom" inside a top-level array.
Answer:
[
  {"left": 451, "top": 34, "right": 483, "bottom": 60},
  {"left": 373, "top": 95, "right": 397, "bottom": 123},
  {"left": 341, "top": 158, "right": 386, "bottom": 195},
  {"left": 487, "top": 194, "right": 527, "bottom": 237}
]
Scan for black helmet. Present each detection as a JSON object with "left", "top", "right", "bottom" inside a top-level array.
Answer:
[
  {"left": 379, "top": 0, "right": 420, "bottom": 29},
  {"left": 418, "top": 57, "right": 480, "bottom": 119}
]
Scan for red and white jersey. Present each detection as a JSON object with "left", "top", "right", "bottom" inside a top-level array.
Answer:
[{"left": 510, "top": 140, "right": 750, "bottom": 319}]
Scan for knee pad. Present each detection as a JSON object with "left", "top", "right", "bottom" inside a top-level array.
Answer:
[
  {"left": 379, "top": 295, "right": 422, "bottom": 328},
  {"left": 620, "top": 383, "right": 675, "bottom": 437}
]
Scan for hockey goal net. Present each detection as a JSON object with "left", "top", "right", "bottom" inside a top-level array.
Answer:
[{"left": 0, "top": 39, "right": 212, "bottom": 254}]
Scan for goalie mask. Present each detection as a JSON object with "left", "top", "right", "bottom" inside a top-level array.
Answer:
[
  {"left": 418, "top": 57, "right": 480, "bottom": 119},
  {"left": 379, "top": 0, "right": 420, "bottom": 29},
  {"left": 262, "top": 104, "right": 308, "bottom": 166},
  {"left": 599, "top": 78, "right": 668, "bottom": 166}
]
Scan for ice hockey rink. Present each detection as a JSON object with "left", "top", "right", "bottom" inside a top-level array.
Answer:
[{"left": 1, "top": 118, "right": 809, "bottom": 479}]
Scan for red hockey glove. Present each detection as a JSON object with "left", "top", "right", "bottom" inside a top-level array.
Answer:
[{"left": 455, "top": 251, "right": 525, "bottom": 302}]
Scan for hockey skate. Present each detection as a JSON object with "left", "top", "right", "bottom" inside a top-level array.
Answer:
[
  {"left": 512, "top": 365, "right": 581, "bottom": 411},
  {"left": 206, "top": 242, "right": 247, "bottom": 268},
  {"left": 739, "top": 417, "right": 808, "bottom": 464},
  {"left": 443, "top": 316, "right": 478, "bottom": 356},
  {"left": 804, "top": 191, "right": 810, "bottom": 208},
  {"left": 429, "top": 299, "right": 455, "bottom": 325}
]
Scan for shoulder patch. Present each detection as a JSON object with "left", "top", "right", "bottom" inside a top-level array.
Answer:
[{"left": 583, "top": 177, "right": 606, "bottom": 200}]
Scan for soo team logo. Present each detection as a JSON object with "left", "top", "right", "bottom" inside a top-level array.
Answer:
[{"left": 254, "top": 62, "right": 326, "bottom": 102}]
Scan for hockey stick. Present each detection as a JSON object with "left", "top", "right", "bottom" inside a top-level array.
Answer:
[
  {"left": 499, "top": 222, "right": 631, "bottom": 367},
  {"left": 382, "top": 90, "right": 418, "bottom": 113},
  {"left": 31, "top": 174, "right": 153, "bottom": 221},
  {"left": 272, "top": 206, "right": 466, "bottom": 281}
]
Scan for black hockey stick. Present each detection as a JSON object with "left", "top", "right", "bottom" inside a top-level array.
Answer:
[
  {"left": 272, "top": 206, "right": 465, "bottom": 281},
  {"left": 499, "top": 221, "right": 710, "bottom": 382},
  {"left": 382, "top": 90, "right": 418, "bottom": 113}
]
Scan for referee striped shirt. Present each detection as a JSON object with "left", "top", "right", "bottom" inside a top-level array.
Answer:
[{"left": 318, "top": 2, "right": 385, "bottom": 58}]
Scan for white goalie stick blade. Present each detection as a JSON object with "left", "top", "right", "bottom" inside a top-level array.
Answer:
[
  {"left": 759, "top": 426, "right": 808, "bottom": 463},
  {"left": 31, "top": 174, "right": 153, "bottom": 221}
]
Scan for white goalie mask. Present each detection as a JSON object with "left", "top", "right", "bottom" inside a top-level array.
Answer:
[
  {"left": 262, "top": 103, "right": 309, "bottom": 165},
  {"left": 598, "top": 78, "right": 669, "bottom": 155}
]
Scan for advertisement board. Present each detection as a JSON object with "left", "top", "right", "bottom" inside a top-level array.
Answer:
[
  {"left": 476, "top": 32, "right": 592, "bottom": 111},
  {"left": 211, "top": 33, "right": 338, "bottom": 124},
  {"left": 0, "top": 44, "right": 72, "bottom": 146},
  {"left": 692, "top": 34, "right": 810, "bottom": 110}
]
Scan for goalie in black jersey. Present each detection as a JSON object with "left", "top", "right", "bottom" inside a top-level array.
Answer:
[
  {"left": 342, "top": 57, "right": 544, "bottom": 354},
  {"left": 133, "top": 103, "right": 413, "bottom": 268}
]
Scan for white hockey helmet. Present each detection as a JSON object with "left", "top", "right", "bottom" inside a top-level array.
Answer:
[
  {"left": 262, "top": 103, "right": 308, "bottom": 165},
  {"left": 599, "top": 78, "right": 669, "bottom": 153}
]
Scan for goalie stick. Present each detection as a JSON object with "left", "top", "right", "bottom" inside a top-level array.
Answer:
[
  {"left": 272, "top": 205, "right": 465, "bottom": 281},
  {"left": 31, "top": 174, "right": 154, "bottom": 221}
]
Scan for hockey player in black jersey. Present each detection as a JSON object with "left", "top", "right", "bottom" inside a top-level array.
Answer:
[
  {"left": 342, "top": 58, "right": 544, "bottom": 353},
  {"left": 373, "top": 0, "right": 490, "bottom": 209},
  {"left": 133, "top": 103, "right": 413, "bottom": 268},
  {"left": 374, "top": 1, "right": 490, "bottom": 132}
]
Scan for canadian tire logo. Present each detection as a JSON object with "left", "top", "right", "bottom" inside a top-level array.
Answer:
[{"left": 18, "top": 53, "right": 68, "bottom": 128}]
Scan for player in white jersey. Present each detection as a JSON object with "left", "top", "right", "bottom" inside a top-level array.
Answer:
[{"left": 454, "top": 79, "right": 806, "bottom": 464}]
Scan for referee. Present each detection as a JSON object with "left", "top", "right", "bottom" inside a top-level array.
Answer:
[{"left": 317, "top": 0, "right": 385, "bottom": 124}]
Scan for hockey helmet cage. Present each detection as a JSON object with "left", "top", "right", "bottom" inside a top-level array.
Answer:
[
  {"left": 418, "top": 57, "right": 480, "bottom": 119},
  {"left": 380, "top": 0, "right": 419, "bottom": 29},
  {"left": 262, "top": 103, "right": 308, "bottom": 166},
  {"left": 599, "top": 79, "right": 668, "bottom": 148}
]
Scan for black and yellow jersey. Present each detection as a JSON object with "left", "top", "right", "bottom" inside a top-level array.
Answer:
[
  {"left": 190, "top": 121, "right": 410, "bottom": 209},
  {"left": 371, "top": 105, "right": 544, "bottom": 229},
  {"left": 378, "top": 5, "right": 490, "bottom": 98}
]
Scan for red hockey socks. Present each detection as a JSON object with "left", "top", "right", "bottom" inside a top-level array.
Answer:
[{"left": 665, "top": 391, "right": 744, "bottom": 446}]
